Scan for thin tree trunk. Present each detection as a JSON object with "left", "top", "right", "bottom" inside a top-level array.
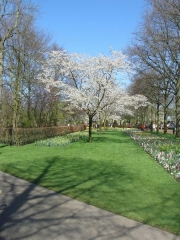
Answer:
[
  {"left": 156, "top": 103, "right": 160, "bottom": 133},
  {"left": 13, "top": 80, "right": 21, "bottom": 128},
  {"left": 0, "top": 42, "right": 4, "bottom": 126},
  {"left": 88, "top": 115, "right": 93, "bottom": 142},
  {"left": 150, "top": 106, "right": 154, "bottom": 133},
  {"left": 164, "top": 93, "right": 168, "bottom": 134},
  {"left": 176, "top": 63, "right": 180, "bottom": 137},
  {"left": 12, "top": 51, "right": 21, "bottom": 128},
  {"left": 98, "top": 111, "right": 102, "bottom": 134}
]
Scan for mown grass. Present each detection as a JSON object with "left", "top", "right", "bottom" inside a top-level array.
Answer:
[{"left": 0, "top": 130, "right": 180, "bottom": 235}]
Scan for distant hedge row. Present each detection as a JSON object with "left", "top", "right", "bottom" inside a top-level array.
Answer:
[{"left": 0, "top": 125, "right": 86, "bottom": 146}]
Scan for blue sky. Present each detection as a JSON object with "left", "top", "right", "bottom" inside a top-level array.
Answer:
[{"left": 34, "top": 0, "right": 146, "bottom": 56}]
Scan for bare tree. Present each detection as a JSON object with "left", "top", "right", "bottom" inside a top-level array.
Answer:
[
  {"left": 3, "top": 2, "right": 52, "bottom": 128},
  {"left": 127, "top": 0, "right": 179, "bottom": 134},
  {"left": 0, "top": 0, "right": 23, "bottom": 126}
]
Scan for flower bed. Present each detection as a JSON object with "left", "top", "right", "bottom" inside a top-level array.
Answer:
[
  {"left": 35, "top": 131, "right": 87, "bottom": 147},
  {"left": 126, "top": 130, "right": 180, "bottom": 180}
]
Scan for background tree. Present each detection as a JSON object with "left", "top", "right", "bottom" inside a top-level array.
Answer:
[
  {"left": 5, "top": 24, "right": 47, "bottom": 127},
  {"left": 2, "top": 1, "right": 58, "bottom": 128},
  {"left": 127, "top": 0, "right": 179, "bottom": 134},
  {"left": 0, "top": 0, "right": 22, "bottom": 125}
]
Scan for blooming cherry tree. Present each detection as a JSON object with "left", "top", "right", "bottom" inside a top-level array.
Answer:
[{"left": 39, "top": 50, "right": 147, "bottom": 142}]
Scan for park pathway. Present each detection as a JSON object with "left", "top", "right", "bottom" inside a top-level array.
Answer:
[{"left": 0, "top": 171, "right": 180, "bottom": 240}]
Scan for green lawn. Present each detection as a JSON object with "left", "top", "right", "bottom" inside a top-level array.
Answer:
[{"left": 0, "top": 130, "right": 180, "bottom": 235}]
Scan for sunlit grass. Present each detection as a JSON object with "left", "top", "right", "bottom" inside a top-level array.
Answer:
[{"left": 0, "top": 130, "right": 180, "bottom": 235}]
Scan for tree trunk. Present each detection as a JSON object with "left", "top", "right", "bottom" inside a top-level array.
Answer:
[
  {"left": 163, "top": 93, "right": 168, "bottom": 134},
  {"left": 88, "top": 115, "right": 93, "bottom": 142},
  {"left": 150, "top": 107, "right": 153, "bottom": 132},
  {"left": 12, "top": 51, "right": 21, "bottom": 128},
  {"left": 156, "top": 103, "right": 160, "bottom": 133},
  {"left": 0, "top": 42, "right": 4, "bottom": 126},
  {"left": 176, "top": 63, "right": 180, "bottom": 137},
  {"left": 27, "top": 81, "right": 32, "bottom": 126},
  {"left": 13, "top": 82, "right": 21, "bottom": 128},
  {"left": 98, "top": 111, "right": 102, "bottom": 134}
]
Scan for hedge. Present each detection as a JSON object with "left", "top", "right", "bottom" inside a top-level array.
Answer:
[{"left": 0, "top": 125, "right": 86, "bottom": 146}]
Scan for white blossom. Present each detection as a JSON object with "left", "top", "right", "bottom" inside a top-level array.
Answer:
[{"left": 38, "top": 49, "right": 148, "bottom": 141}]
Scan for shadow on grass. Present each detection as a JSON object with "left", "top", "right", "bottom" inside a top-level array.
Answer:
[
  {"left": 1, "top": 155, "right": 134, "bottom": 200},
  {"left": 0, "top": 130, "right": 180, "bottom": 239},
  {"left": 0, "top": 145, "right": 8, "bottom": 148},
  {"left": 0, "top": 145, "right": 8, "bottom": 155},
  {"left": 0, "top": 158, "right": 148, "bottom": 240},
  {"left": 1, "top": 155, "right": 180, "bottom": 239}
]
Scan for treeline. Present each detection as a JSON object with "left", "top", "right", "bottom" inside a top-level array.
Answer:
[
  {"left": 127, "top": 0, "right": 180, "bottom": 136},
  {"left": 0, "top": 0, "right": 84, "bottom": 128}
]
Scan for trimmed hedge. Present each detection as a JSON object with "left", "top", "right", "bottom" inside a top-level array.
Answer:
[{"left": 0, "top": 125, "right": 86, "bottom": 146}]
